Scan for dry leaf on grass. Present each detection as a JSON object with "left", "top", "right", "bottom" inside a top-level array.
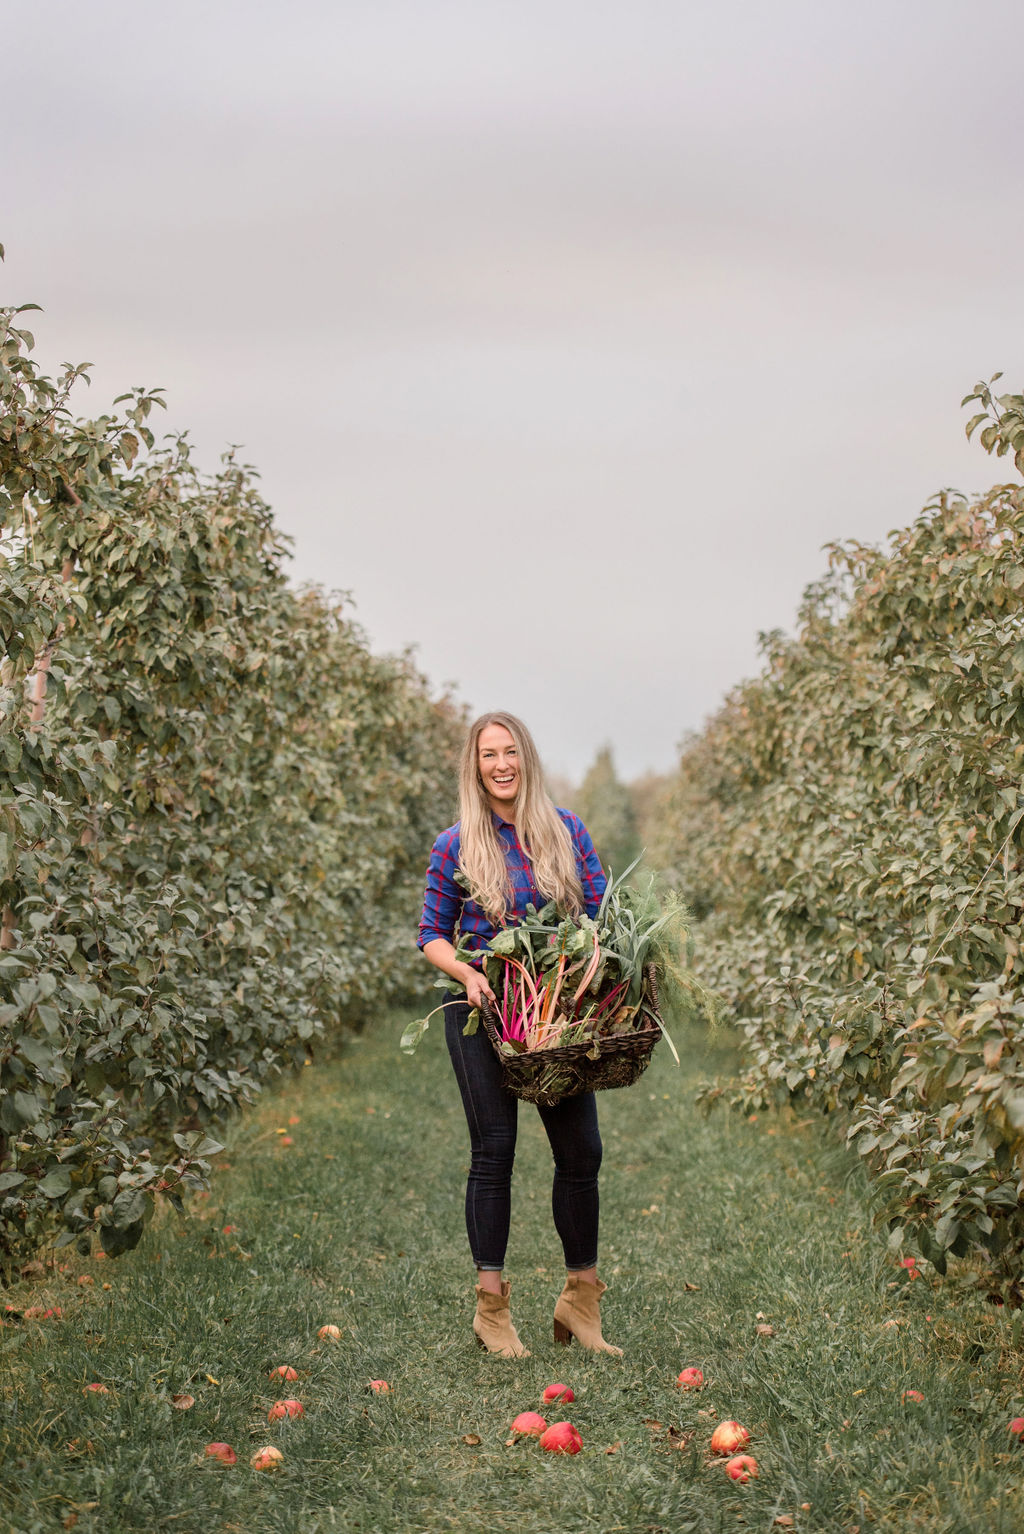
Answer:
[
  {"left": 461, "top": 1434, "right": 481, "bottom": 1447},
  {"left": 604, "top": 1441, "right": 622, "bottom": 1454},
  {"left": 170, "top": 1393, "right": 195, "bottom": 1410},
  {"left": 755, "top": 1323, "right": 775, "bottom": 1337}
]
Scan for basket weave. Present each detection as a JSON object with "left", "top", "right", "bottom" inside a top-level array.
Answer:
[{"left": 480, "top": 964, "right": 664, "bottom": 1107}]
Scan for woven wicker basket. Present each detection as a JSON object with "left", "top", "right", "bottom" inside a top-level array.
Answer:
[{"left": 480, "top": 964, "right": 665, "bottom": 1107}]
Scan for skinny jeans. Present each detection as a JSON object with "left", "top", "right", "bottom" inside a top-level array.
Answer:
[{"left": 444, "top": 994, "right": 602, "bottom": 1272}]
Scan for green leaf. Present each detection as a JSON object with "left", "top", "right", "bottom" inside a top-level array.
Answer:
[
  {"left": 109, "top": 1187, "right": 148, "bottom": 1230},
  {"left": 37, "top": 1167, "right": 72, "bottom": 1199}
]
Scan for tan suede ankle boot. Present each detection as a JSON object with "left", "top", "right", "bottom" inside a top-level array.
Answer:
[
  {"left": 553, "top": 1275, "right": 623, "bottom": 1355},
  {"left": 473, "top": 1279, "right": 530, "bottom": 1357}
]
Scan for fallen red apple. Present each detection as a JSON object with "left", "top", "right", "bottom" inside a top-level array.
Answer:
[
  {"left": 82, "top": 1383, "right": 110, "bottom": 1395},
  {"left": 204, "top": 1442, "right": 237, "bottom": 1465},
  {"left": 901, "top": 1389, "right": 924, "bottom": 1404},
  {"left": 510, "top": 1411, "right": 547, "bottom": 1437},
  {"left": 539, "top": 1421, "right": 582, "bottom": 1454},
  {"left": 269, "top": 1365, "right": 299, "bottom": 1381},
  {"left": 268, "top": 1398, "right": 304, "bottom": 1422},
  {"left": 542, "top": 1383, "right": 574, "bottom": 1404},
  {"left": 251, "top": 1445, "right": 283, "bottom": 1470},
  {"left": 676, "top": 1367, "right": 704, "bottom": 1391},
  {"left": 280, "top": 1136, "right": 294, "bottom": 1146},
  {"left": 1008, "top": 1417, "right": 1024, "bottom": 1438},
  {"left": 318, "top": 1324, "right": 342, "bottom": 1341},
  {"left": 368, "top": 1379, "right": 391, "bottom": 1393},
  {"left": 710, "top": 1420, "right": 751, "bottom": 1454},
  {"left": 725, "top": 1454, "right": 758, "bottom": 1483}
]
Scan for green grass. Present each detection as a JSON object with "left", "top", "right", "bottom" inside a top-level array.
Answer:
[{"left": 4, "top": 1009, "right": 1024, "bottom": 1533}]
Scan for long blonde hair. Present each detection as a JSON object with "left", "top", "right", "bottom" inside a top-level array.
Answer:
[{"left": 458, "top": 711, "right": 585, "bottom": 926}]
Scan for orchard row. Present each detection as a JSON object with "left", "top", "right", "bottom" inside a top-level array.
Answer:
[
  {"left": 0, "top": 296, "right": 460, "bottom": 1271},
  {"left": 650, "top": 391, "right": 1024, "bottom": 1300}
]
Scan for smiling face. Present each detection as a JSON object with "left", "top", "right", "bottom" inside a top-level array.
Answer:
[{"left": 477, "top": 722, "right": 521, "bottom": 819}]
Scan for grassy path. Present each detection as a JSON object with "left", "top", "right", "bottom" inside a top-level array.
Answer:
[{"left": 4, "top": 1010, "right": 1024, "bottom": 1533}]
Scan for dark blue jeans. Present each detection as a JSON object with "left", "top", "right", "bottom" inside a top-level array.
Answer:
[{"left": 444, "top": 994, "right": 602, "bottom": 1272}]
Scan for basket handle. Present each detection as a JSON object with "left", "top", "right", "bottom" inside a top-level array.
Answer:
[{"left": 480, "top": 994, "right": 501, "bottom": 1041}]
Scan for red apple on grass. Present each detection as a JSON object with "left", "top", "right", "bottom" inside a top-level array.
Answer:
[
  {"left": 204, "top": 1442, "right": 237, "bottom": 1465},
  {"left": 368, "top": 1379, "right": 391, "bottom": 1393},
  {"left": 1008, "top": 1417, "right": 1024, "bottom": 1438},
  {"left": 901, "top": 1390, "right": 924, "bottom": 1404},
  {"left": 251, "top": 1445, "right": 283, "bottom": 1470},
  {"left": 542, "top": 1383, "right": 574, "bottom": 1404},
  {"left": 318, "top": 1324, "right": 342, "bottom": 1341},
  {"left": 267, "top": 1398, "right": 304, "bottom": 1422},
  {"left": 539, "top": 1421, "right": 582, "bottom": 1454},
  {"left": 710, "top": 1420, "right": 750, "bottom": 1454},
  {"left": 269, "top": 1365, "right": 299, "bottom": 1381},
  {"left": 510, "top": 1411, "right": 547, "bottom": 1437},
  {"left": 676, "top": 1367, "right": 704, "bottom": 1390},
  {"left": 725, "top": 1454, "right": 758, "bottom": 1482}
]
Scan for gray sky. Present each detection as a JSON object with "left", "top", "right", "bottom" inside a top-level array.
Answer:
[{"left": 5, "top": 1, "right": 1023, "bottom": 779}]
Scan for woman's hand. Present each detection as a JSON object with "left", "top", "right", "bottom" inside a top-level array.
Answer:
[
  {"left": 422, "top": 939, "right": 495, "bottom": 1010},
  {"left": 464, "top": 968, "right": 496, "bottom": 1010}
]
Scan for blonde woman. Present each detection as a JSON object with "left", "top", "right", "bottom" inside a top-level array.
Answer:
[{"left": 418, "top": 711, "right": 622, "bottom": 1359}]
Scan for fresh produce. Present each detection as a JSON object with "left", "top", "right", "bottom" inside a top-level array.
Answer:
[
  {"left": 542, "top": 1383, "right": 575, "bottom": 1405},
  {"left": 538, "top": 1421, "right": 583, "bottom": 1454},
  {"left": 510, "top": 1411, "right": 547, "bottom": 1436},
  {"left": 269, "top": 1365, "right": 299, "bottom": 1381},
  {"left": 368, "top": 1379, "right": 391, "bottom": 1393},
  {"left": 901, "top": 1390, "right": 924, "bottom": 1404},
  {"left": 1009, "top": 1417, "right": 1024, "bottom": 1438},
  {"left": 725, "top": 1454, "right": 758, "bottom": 1482},
  {"left": 204, "top": 1443, "right": 237, "bottom": 1465},
  {"left": 675, "top": 1367, "right": 704, "bottom": 1390},
  {"left": 317, "top": 1324, "right": 342, "bottom": 1341},
  {"left": 250, "top": 1446, "right": 283, "bottom": 1470},
  {"left": 710, "top": 1421, "right": 751, "bottom": 1454},
  {"left": 402, "top": 861, "right": 707, "bottom": 1060},
  {"left": 267, "top": 1398, "right": 304, "bottom": 1422},
  {"left": 82, "top": 1383, "right": 109, "bottom": 1395}
]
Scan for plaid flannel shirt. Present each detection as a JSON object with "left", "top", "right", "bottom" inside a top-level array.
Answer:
[{"left": 417, "top": 808, "right": 606, "bottom": 959}]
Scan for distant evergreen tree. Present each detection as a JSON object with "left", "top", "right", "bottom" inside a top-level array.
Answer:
[{"left": 574, "top": 745, "right": 640, "bottom": 880}]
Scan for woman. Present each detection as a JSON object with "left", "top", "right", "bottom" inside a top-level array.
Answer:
[{"left": 418, "top": 710, "right": 622, "bottom": 1359}]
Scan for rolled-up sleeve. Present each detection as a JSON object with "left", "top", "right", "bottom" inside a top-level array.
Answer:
[
  {"left": 417, "top": 826, "right": 463, "bottom": 949},
  {"left": 561, "top": 811, "right": 606, "bottom": 916}
]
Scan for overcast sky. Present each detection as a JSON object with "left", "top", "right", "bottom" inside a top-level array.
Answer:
[{"left": 5, "top": 1, "right": 1023, "bottom": 779}]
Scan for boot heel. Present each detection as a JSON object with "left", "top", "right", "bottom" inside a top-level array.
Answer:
[{"left": 553, "top": 1318, "right": 573, "bottom": 1345}]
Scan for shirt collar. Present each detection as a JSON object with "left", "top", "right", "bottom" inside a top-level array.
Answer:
[{"left": 490, "top": 809, "right": 516, "bottom": 831}]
